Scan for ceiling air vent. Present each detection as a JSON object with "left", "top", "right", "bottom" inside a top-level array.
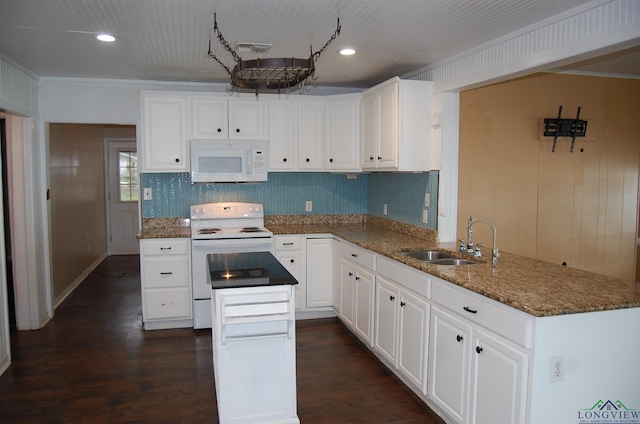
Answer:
[{"left": 235, "top": 42, "right": 272, "bottom": 53}]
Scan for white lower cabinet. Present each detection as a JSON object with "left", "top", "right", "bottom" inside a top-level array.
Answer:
[
  {"left": 375, "top": 275, "right": 430, "bottom": 394},
  {"left": 274, "top": 235, "right": 333, "bottom": 315},
  {"left": 334, "top": 241, "right": 376, "bottom": 345},
  {"left": 140, "top": 238, "right": 192, "bottom": 330},
  {"left": 274, "top": 236, "right": 305, "bottom": 310},
  {"left": 429, "top": 279, "right": 531, "bottom": 424}
]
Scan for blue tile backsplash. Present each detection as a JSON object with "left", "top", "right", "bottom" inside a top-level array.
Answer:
[{"left": 141, "top": 171, "right": 438, "bottom": 229}]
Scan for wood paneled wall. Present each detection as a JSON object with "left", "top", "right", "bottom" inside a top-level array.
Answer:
[
  {"left": 459, "top": 73, "right": 640, "bottom": 281},
  {"left": 49, "top": 124, "right": 109, "bottom": 302}
]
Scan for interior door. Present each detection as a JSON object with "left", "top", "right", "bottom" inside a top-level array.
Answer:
[{"left": 107, "top": 141, "right": 139, "bottom": 255}]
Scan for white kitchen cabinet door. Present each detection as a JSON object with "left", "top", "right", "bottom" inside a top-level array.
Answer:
[
  {"left": 338, "top": 259, "right": 355, "bottom": 327},
  {"left": 398, "top": 289, "right": 430, "bottom": 393},
  {"left": 324, "top": 94, "right": 360, "bottom": 171},
  {"left": 429, "top": 305, "right": 471, "bottom": 424},
  {"left": 228, "top": 98, "right": 266, "bottom": 140},
  {"left": 353, "top": 265, "right": 375, "bottom": 347},
  {"left": 297, "top": 98, "right": 324, "bottom": 170},
  {"left": 376, "top": 81, "right": 399, "bottom": 169},
  {"left": 306, "top": 238, "right": 333, "bottom": 308},
  {"left": 268, "top": 100, "right": 296, "bottom": 170},
  {"left": 274, "top": 235, "right": 305, "bottom": 311},
  {"left": 361, "top": 92, "right": 378, "bottom": 169},
  {"left": 374, "top": 276, "right": 399, "bottom": 366},
  {"left": 141, "top": 94, "right": 188, "bottom": 172},
  {"left": 469, "top": 328, "right": 528, "bottom": 424},
  {"left": 275, "top": 251, "right": 303, "bottom": 311},
  {"left": 191, "top": 97, "right": 228, "bottom": 139}
]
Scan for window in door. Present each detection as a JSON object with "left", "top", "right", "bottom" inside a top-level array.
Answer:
[{"left": 118, "top": 150, "right": 138, "bottom": 202}]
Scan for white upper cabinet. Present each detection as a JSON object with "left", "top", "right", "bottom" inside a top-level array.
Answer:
[
  {"left": 361, "top": 77, "right": 435, "bottom": 171},
  {"left": 324, "top": 93, "right": 361, "bottom": 171},
  {"left": 190, "top": 95, "right": 267, "bottom": 140},
  {"left": 297, "top": 97, "right": 324, "bottom": 171},
  {"left": 268, "top": 99, "right": 296, "bottom": 170},
  {"left": 141, "top": 93, "right": 189, "bottom": 172}
]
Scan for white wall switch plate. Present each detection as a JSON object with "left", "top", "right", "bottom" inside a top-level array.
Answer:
[
  {"left": 422, "top": 210, "right": 428, "bottom": 224},
  {"left": 424, "top": 193, "right": 430, "bottom": 207},
  {"left": 383, "top": 204, "right": 388, "bottom": 215},
  {"left": 305, "top": 200, "right": 312, "bottom": 212},
  {"left": 143, "top": 188, "right": 152, "bottom": 200}
]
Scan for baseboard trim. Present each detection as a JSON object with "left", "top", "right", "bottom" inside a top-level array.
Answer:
[{"left": 53, "top": 253, "right": 108, "bottom": 309}]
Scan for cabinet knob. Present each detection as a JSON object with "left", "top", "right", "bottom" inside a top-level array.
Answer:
[
  {"left": 306, "top": 158, "right": 310, "bottom": 162},
  {"left": 351, "top": 253, "right": 358, "bottom": 258},
  {"left": 389, "top": 295, "right": 395, "bottom": 301},
  {"left": 290, "top": 259, "right": 294, "bottom": 263},
  {"left": 329, "top": 158, "right": 334, "bottom": 163},
  {"left": 355, "top": 276, "right": 360, "bottom": 280},
  {"left": 377, "top": 156, "right": 382, "bottom": 160},
  {"left": 348, "top": 272, "right": 353, "bottom": 277},
  {"left": 476, "top": 346, "right": 483, "bottom": 354},
  {"left": 283, "top": 158, "right": 287, "bottom": 162},
  {"left": 463, "top": 306, "right": 478, "bottom": 314},
  {"left": 217, "top": 128, "right": 222, "bottom": 133},
  {"left": 175, "top": 158, "right": 180, "bottom": 163},
  {"left": 400, "top": 301, "right": 406, "bottom": 307},
  {"left": 369, "top": 156, "right": 374, "bottom": 160},
  {"left": 456, "top": 335, "right": 463, "bottom": 342},
  {"left": 235, "top": 128, "right": 240, "bottom": 133}
]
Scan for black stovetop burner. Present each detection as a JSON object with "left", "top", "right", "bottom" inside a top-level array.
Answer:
[
  {"left": 240, "top": 227, "right": 264, "bottom": 233},
  {"left": 198, "top": 228, "right": 221, "bottom": 235}
]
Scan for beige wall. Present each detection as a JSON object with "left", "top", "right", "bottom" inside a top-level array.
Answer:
[
  {"left": 49, "top": 124, "right": 135, "bottom": 302},
  {"left": 458, "top": 73, "right": 640, "bottom": 281}
]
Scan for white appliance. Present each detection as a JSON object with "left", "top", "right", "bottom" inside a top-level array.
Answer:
[
  {"left": 190, "top": 202, "right": 273, "bottom": 329},
  {"left": 190, "top": 139, "right": 268, "bottom": 183}
]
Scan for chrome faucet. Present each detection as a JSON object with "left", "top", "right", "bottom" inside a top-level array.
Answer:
[{"left": 467, "top": 216, "right": 500, "bottom": 265}]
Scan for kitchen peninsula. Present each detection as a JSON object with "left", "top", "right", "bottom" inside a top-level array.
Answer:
[{"left": 139, "top": 214, "right": 640, "bottom": 424}]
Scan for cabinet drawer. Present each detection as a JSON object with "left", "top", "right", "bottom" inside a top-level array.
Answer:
[
  {"left": 274, "top": 236, "right": 301, "bottom": 251},
  {"left": 338, "top": 241, "right": 376, "bottom": 271},
  {"left": 141, "top": 238, "right": 189, "bottom": 255},
  {"left": 432, "top": 280, "right": 533, "bottom": 349},
  {"left": 377, "top": 256, "right": 431, "bottom": 299},
  {"left": 144, "top": 288, "right": 191, "bottom": 320},
  {"left": 142, "top": 256, "right": 190, "bottom": 288}
]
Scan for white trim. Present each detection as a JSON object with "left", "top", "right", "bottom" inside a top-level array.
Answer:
[
  {"left": 436, "top": 93, "right": 460, "bottom": 243},
  {"left": 0, "top": 116, "right": 10, "bottom": 375}
]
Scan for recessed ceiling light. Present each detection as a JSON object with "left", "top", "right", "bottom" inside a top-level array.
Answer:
[
  {"left": 96, "top": 33, "right": 116, "bottom": 42},
  {"left": 340, "top": 48, "right": 356, "bottom": 56}
]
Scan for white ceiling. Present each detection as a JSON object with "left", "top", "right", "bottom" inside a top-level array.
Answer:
[{"left": 0, "top": 0, "right": 637, "bottom": 89}]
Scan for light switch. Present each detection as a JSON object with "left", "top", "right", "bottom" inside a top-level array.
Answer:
[{"left": 143, "top": 188, "right": 152, "bottom": 200}]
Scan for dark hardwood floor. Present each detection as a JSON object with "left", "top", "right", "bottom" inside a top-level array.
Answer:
[{"left": 0, "top": 255, "right": 444, "bottom": 423}]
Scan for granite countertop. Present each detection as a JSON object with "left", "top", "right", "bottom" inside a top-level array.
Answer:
[
  {"left": 268, "top": 219, "right": 640, "bottom": 318},
  {"left": 138, "top": 215, "right": 640, "bottom": 317}
]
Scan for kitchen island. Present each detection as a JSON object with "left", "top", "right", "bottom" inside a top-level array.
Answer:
[{"left": 208, "top": 252, "right": 299, "bottom": 424}]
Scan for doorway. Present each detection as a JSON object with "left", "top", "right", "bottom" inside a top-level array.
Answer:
[{"left": 106, "top": 140, "right": 139, "bottom": 255}]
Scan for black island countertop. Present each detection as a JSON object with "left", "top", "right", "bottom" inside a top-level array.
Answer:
[{"left": 207, "top": 251, "right": 299, "bottom": 290}]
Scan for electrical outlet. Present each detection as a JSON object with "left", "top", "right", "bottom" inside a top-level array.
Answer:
[
  {"left": 383, "top": 204, "right": 388, "bottom": 215},
  {"left": 550, "top": 355, "right": 564, "bottom": 382},
  {"left": 143, "top": 188, "right": 152, "bottom": 200},
  {"left": 422, "top": 210, "right": 428, "bottom": 224},
  {"left": 305, "top": 200, "right": 312, "bottom": 212},
  {"left": 424, "top": 193, "right": 430, "bottom": 208}
]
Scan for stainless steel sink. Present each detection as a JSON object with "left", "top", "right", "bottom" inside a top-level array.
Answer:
[
  {"left": 426, "top": 258, "right": 477, "bottom": 266},
  {"left": 402, "top": 250, "right": 454, "bottom": 261},
  {"left": 402, "top": 250, "right": 477, "bottom": 265}
]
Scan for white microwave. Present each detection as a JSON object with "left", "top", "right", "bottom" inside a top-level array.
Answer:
[{"left": 190, "top": 140, "right": 268, "bottom": 183}]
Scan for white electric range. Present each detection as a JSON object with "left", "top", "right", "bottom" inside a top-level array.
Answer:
[{"left": 190, "top": 202, "right": 273, "bottom": 329}]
